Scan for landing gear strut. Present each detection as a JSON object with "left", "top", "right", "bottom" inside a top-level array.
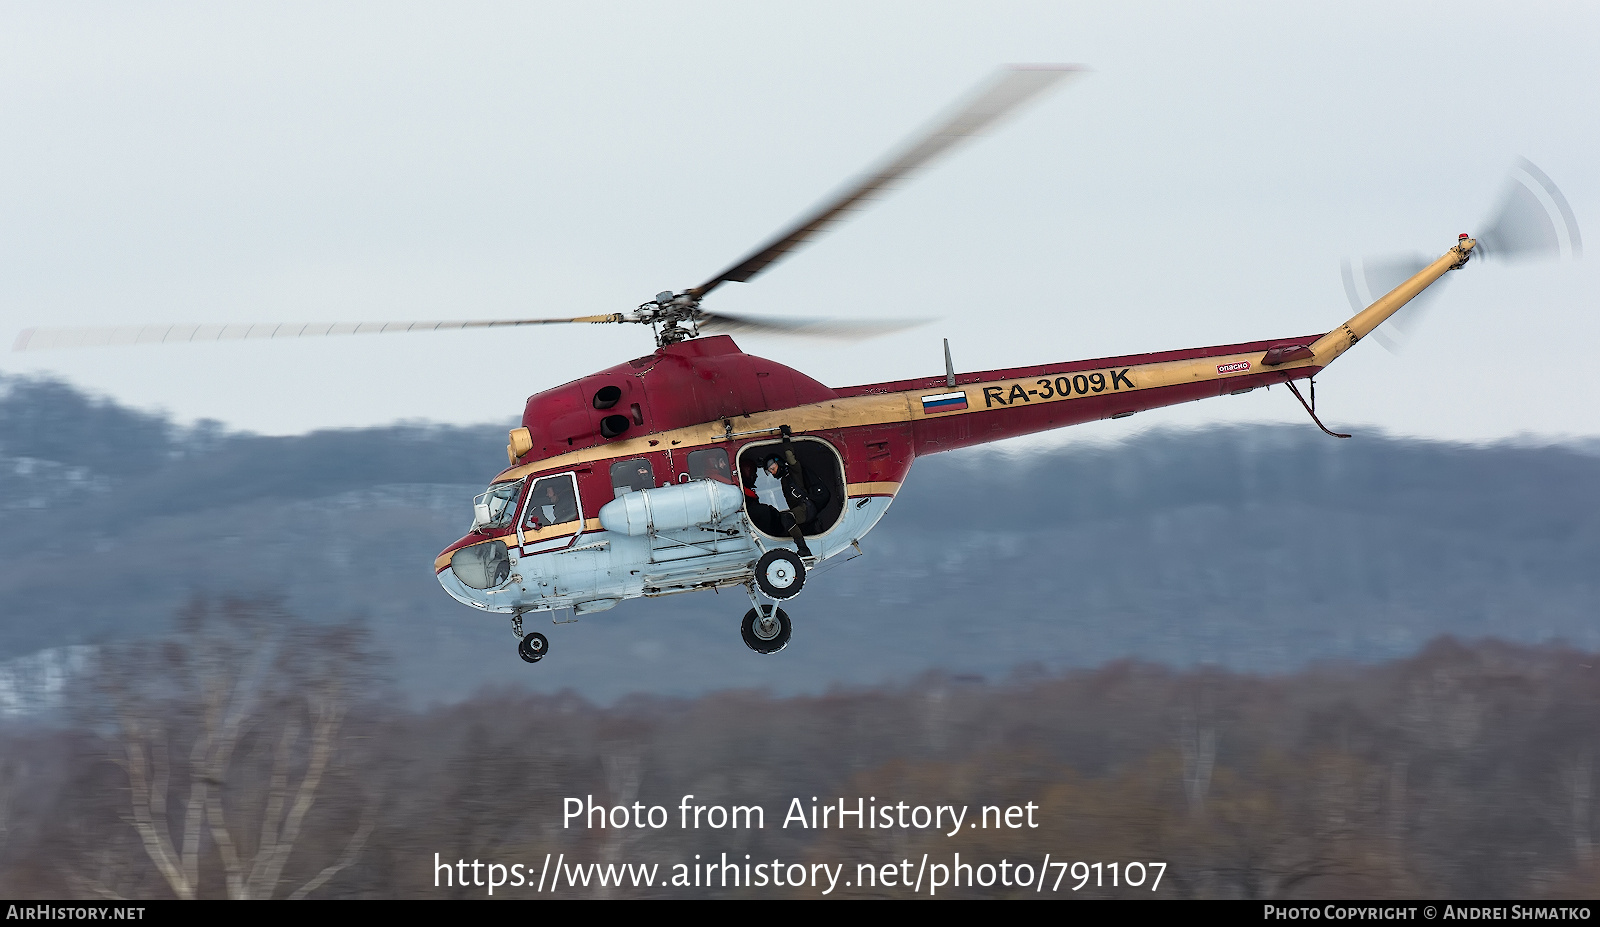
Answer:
[
  {"left": 740, "top": 580, "right": 793, "bottom": 654},
  {"left": 741, "top": 605, "right": 791, "bottom": 654},
  {"left": 512, "top": 609, "right": 548, "bottom": 664}
]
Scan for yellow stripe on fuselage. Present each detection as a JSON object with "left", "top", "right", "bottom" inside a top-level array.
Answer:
[
  {"left": 522, "top": 517, "right": 602, "bottom": 543},
  {"left": 492, "top": 350, "right": 1311, "bottom": 483}
]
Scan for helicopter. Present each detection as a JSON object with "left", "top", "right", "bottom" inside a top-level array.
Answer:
[{"left": 14, "top": 66, "right": 1582, "bottom": 665}]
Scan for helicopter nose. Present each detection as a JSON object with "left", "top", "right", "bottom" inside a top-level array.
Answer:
[{"left": 435, "top": 537, "right": 511, "bottom": 610}]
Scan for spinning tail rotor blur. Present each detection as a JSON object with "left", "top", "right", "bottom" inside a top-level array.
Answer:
[{"left": 1341, "top": 158, "right": 1581, "bottom": 354}]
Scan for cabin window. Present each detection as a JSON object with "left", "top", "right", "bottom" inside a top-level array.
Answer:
[
  {"left": 610, "top": 459, "right": 656, "bottom": 497},
  {"left": 524, "top": 474, "right": 580, "bottom": 530},
  {"left": 686, "top": 448, "right": 734, "bottom": 484}
]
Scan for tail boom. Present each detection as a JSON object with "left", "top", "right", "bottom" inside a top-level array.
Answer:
[
  {"left": 838, "top": 335, "right": 1330, "bottom": 456},
  {"left": 851, "top": 237, "right": 1473, "bottom": 456},
  {"left": 1310, "top": 237, "right": 1474, "bottom": 367}
]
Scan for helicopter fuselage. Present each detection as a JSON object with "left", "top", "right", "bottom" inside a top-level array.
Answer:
[{"left": 435, "top": 329, "right": 1328, "bottom": 618}]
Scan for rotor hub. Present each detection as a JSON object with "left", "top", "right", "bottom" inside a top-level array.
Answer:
[{"left": 637, "top": 291, "right": 705, "bottom": 346}]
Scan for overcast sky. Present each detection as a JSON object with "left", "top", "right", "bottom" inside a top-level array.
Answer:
[{"left": 1, "top": 2, "right": 1595, "bottom": 447}]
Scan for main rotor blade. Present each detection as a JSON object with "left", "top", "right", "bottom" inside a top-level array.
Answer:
[
  {"left": 12, "top": 315, "right": 629, "bottom": 352},
  {"left": 1477, "top": 158, "right": 1583, "bottom": 262},
  {"left": 688, "top": 64, "right": 1085, "bottom": 299},
  {"left": 696, "top": 311, "right": 924, "bottom": 341}
]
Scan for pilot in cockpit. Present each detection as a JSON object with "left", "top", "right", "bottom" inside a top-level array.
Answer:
[{"left": 525, "top": 480, "right": 578, "bottom": 529}]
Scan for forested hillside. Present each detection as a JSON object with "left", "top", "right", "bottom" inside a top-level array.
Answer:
[{"left": 2, "top": 373, "right": 1598, "bottom": 703}]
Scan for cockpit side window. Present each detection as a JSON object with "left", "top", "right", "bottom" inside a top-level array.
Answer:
[
  {"left": 610, "top": 459, "right": 655, "bottom": 497},
  {"left": 473, "top": 479, "right": 524, "bottom": 531},
  {"left": 524, "top": 474, "right": 580, "bottom": 530},
  {"left": 686, "top": 448, "right": 734, "bottom": 484}
]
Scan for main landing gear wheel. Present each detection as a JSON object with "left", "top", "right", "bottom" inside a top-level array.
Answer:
[
  {"left": 741, "top": 605, "right": 791, "bottom": 655},
  {"left": 518, "top": 632, "right": 549, "bottom": 664},
  {"left": 754, "top": 549, "right": 806, "bottom": 600}
]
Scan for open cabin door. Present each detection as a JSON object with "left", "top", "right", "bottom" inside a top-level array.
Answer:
[{"left": 737, "top": 437, "right": 846, "bottom": 539}]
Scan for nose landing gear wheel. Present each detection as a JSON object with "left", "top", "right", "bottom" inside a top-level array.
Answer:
[
  {"left": 741, "top": 605, "right": 791, "bottom": 654},
  {"left": 754, "top": 549, "right": 806, "bottom": 600},
  {"left": 518, "top": 631, "right": 549, "bottom": 663}
]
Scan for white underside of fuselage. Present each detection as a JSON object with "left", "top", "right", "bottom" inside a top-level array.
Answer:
[{"left": 436, "top": 494, "right": 897, "bottom": 617}]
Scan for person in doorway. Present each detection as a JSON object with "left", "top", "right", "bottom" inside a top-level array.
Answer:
[{"left": 753, "top": 426, "right": 825, "bottom": 558}]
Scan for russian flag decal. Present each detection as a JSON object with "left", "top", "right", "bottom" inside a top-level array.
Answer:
[{"left": 921, "top": 390, "right": 968, "bottom": 413}]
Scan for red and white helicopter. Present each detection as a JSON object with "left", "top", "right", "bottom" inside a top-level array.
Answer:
[{"left": 16, "top": 66, "right": 1580, "bottom": 664}]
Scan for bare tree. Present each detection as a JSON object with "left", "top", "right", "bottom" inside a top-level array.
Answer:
[
  {"left": 1561, "top": 756, "right": 1592, "bottom": 863},
  {"left": 90, "top": 600, "right": 373, "bottom": 899},
  {"left": 595, "top": 751, "right": 642, "bottom": 900},
  {"left": 1179, "top": 702, "right": 1217, "bottom": 817}
]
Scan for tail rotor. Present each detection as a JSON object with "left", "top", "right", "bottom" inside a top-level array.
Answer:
[{"left": 1341, "top": 158, "right": 1581, "bottom": 354}]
